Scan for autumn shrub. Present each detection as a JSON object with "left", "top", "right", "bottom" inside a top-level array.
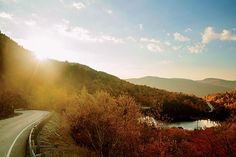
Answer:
[
  {"left": 68, "top": 89, "right": 142, "bottom": 157},
  {"left": 0, "top": 90, "right": 27, "bottom": 118}
]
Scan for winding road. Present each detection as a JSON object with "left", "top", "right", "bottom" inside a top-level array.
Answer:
[
  {"left": 0, "top": 110, "right": 49, "bottom": 157},
  {"left": 207, "top": 102, "right": 215, "bottom": 112}
]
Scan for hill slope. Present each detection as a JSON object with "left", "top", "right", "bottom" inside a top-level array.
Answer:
[
  {"left": 198, "top": 78, "right": 236, "bottom": 89},
  {"left": 127, "top": 76, "right": 235, "bottom": 97},
  {"left": 0, "top": 32, "right": 212, "bottom": 121}
]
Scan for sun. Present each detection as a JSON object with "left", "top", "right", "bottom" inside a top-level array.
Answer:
[
  {"left": 20, "top": 33, "right": 61, "bottom": 61},
  {"left": 34, "top": 51, "right": 48, "bottom": 61},
  {"left": 17, "top": 32, "right": 74, "bottom": 62}
]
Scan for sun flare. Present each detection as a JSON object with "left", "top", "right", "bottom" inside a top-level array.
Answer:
[
  {"left": 34, "top": 51, "right": 48, "bottom": 61},
  {"left": 18, "top": 33, "right": 64, "bottom": 61}
]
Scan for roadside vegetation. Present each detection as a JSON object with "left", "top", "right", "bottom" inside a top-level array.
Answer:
[
  {"left": 64, "top": 89, "right": 236, "bottom": 157},
  {"left": 67, "top": 89, "right": 142, "bottom": 157},
  {"left": 0, "top": 89, "right": 27, "bottom": 118}
]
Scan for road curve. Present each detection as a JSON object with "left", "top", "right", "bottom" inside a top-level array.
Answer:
[
  {"left": 0, "top": 110, "right": 49, "bottom": 157},
  {"left": 207, "top": 102, "right": 215, "bottom": 112}
]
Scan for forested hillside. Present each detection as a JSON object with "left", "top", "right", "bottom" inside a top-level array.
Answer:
[
  {"left": 206, "top": 90, "right": 236, "bottom": 111},
  {"left": 0, "top": 32, "right": 211, "bottom": 121}
]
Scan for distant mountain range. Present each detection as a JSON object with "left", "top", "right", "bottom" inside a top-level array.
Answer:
[{"left": 126, "top": 76, "right": 236, "bottom": 97}]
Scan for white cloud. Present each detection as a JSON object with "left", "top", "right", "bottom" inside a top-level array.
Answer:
[
  {"left": 188, "top": 43, "right": 205, "bottom": 54},
  {"left": 139, "top": 24, "right": 143, "bottom": 31},
  {"left": 221, "top": 29, "right": 236, "bottom": 41},
  {"left": 0, "top": 12, "right": 13, "bottom": 20},
  {"left": 187, "top": 27, "right": 236, "bottom": 54},
  {"left": 173, "top": 32, "right": 190, "bottom": 42},
  {"left": 104, "top": 9, "right": 113, "bottom": 15},
  {"left": 56, "top": 21, "right": 123, "bottom": 44},
  {"left": 100, "top": 35, "right": 123, "bottom": 44},
  {"left": 25, "top": 20, "right": 36, "bottom": 26},
  {"left": 164, "top": 41, "right": 171, "bottom": 46},
  {"left": 56, "top": 23, "right": 101, "bottom": 42},
  {"left": 185, "top": 28, "right": 192, "bottom": 32},
  {"left": 72, "top": 2, "right": 86, "bottom": 10},
  {"left": 140, "top": 37, "right": 171, "bottom": 52},
  {"left": 202, "top": 27, "right": 218, "bottom": 44},
  {"left": 140, "top": 37, "right": 160, "bottom": 43},
  {"left": 202, "top": 27, "right": 236, "bottom": 44},
  {"left": 126, "top": 36, "right": 137, "bottom": 42},
  {"left": 172, "top": 45, "right": 182, "bottom": 51},
  {"left": 147, "top": 43, "right": 162, "bottom": 52}
]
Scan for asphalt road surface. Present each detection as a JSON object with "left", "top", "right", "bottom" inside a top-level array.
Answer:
[
  {"left": 207, "top": 102, "right": 215, "bottom": 112},
  {"left": 0, "top": 110, "right": 49, "bottom": 157}
]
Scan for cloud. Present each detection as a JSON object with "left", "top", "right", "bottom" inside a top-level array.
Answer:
[
  {"left": 56, "top": 23, "right": 101, "bottom": 42},
  {"left": 202, "top": 27, "right": 236, "bottom": 44},
  {"left": 187, "top": 27, "right": 236, "bottom": 54},
  {"left": 202, "top": 27, "right": 218, "bottom": 44},
  {"left": 104, "top": 9, "right": 113, "bottom": 15},
  {"left": 72, "top": 2, "right": 86, "bottom": 10},
  {"left": 172, "top": 45, "right": 182, "bottom": 51},
  {"left": 0, "top": 12, "right": 13, "bottom": 20},
  {"left": 100, "top": 35, "right": 123, "bottom": 43},
  {"left": 164, "top": 41, "right": 171, "bottom": 46},
  {"left": 140, "top": 38, "right": 160, "bottom": 43},
  {"left": 25, "top": 20, "right": 36, "bottom": 26},
  {"left": 147, "top": 43, "right": 162, "bottom": 52},
  {"left": 173, "top": 32, "right": 190, "bottom": 42},
  {"left": 140, "top": 37, "right": 171, "bottom": 52},
  {"left": 188, "top": 43, "right": 205, "bottom": 54},
  {"left": 221, "top": 29, "right": 236, "bottom": 41},
  {"left": 185, "top": 28, "right": 192, "bottom": 32},
  {"left": 126, "top": 36, "right": 137, "bottom": 42},
  {"left": 139, "top": 24, "right": 143, "bottom": 31},
  {"left": 56, "top": 21, "right": 123, "bottom": 44}
]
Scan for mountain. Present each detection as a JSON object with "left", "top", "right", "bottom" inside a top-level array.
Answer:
[
  {"left": 127, "top": 76, "right": 236, "bottom": 97},
  {"left": 198, "top": 78, "right": 236, "bottom": 88},
  {"left": 0, "top": 31, "right": 212, "bottom": 121},
  {"left": 0, "top": 31, "right": 169, "bottom": 107}
]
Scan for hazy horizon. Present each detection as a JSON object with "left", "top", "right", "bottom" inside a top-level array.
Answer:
[
  {"left": 126, "top": 76, "right": 236, "bottom": 82},
  {"left": 1, "top": 0, "right": 236, "bottom": 80}
]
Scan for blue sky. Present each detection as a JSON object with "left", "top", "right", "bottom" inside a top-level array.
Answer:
[{"left": 0, "top": 0, "right": 236, "bottom": 80}]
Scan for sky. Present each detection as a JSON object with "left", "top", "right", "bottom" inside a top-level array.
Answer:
[{"left": 0, "top": 0, "right": 236, "bottom": 80}]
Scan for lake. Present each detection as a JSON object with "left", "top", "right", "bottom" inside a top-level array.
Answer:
[{"left": 163, "top": 119, "right": 219, "bottom": 130}]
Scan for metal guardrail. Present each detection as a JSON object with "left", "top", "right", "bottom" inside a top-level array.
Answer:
[{"left": 28, "top": 112, "right": 53, "bottom": 157}]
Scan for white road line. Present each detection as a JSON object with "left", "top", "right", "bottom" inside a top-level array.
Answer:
[{"left": 6, "top": 113, "right": 46, "bottom": 157}]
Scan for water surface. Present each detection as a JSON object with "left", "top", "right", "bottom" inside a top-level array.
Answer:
[{"left": 164, "top": 119, "right": 219, "bottom": 130}]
